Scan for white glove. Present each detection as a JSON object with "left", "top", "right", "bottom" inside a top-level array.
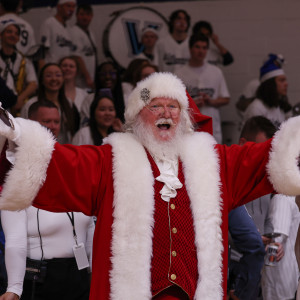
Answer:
[{"left": 0, "top": 103, "right": 20, "bottom": 144}]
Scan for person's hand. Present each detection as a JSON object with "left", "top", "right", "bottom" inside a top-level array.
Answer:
[
  {"left": 262, "top": 235, "right": 272, "bottom": 245},
  {"left": 0, "top": 104, "right": 20, "bottom": 143},
  {"left": 202, "top": 93, "right": 213, "bottom": 106},
  {"left": 112, "top": 118, "right": 123, "bottom": 132},
  {"left": 275, "top": 242, "right": 284, "bottom": 261},
  {"left": 0, "top": 292, "right": 20, "bottom": 300},
  {"left": 228, "top": 290, "right": 240, "bottom": 300},
  {"left": 211, "top": 33, "right": 219, "bottom": 45}
]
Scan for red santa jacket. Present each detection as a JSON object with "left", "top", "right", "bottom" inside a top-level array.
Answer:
[{"left": 1, "top": 117, "right": 300, "bottom": 300}]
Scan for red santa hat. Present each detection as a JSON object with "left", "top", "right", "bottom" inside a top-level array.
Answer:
[{"left": 125, "top": 72, "right": 212, "bottom": 134}]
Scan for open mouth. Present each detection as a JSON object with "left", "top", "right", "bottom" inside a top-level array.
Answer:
[{"left": 157, "top": 123, "right": 171, "bottom": 130}]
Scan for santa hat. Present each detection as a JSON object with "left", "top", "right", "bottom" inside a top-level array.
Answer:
[
  {"left": 125, "top": 72, "right": 213, "bottom": 134},
  {"left": 125, "top": 72, "right": 188, "bottom": 123},
  {"left": 186, "top": 91, "right": 212, "bottom": 134},
  {"left": 260, "top": 53, "right": 285, "bottom": 83}
]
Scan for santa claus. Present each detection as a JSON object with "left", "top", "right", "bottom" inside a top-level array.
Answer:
[{"left": 0, "top": 72, "right": 300, "bottom": 300}]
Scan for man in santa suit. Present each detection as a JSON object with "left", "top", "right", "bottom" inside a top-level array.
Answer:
[{"left": 0, "top": 72, "right": 300, "bottom": 300}]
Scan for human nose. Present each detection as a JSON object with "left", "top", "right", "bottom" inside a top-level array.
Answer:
[{"left": 161, "top": 106, "right": 172, "bottom": 118}]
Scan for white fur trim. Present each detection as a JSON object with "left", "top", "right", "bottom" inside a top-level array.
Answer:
[
  {"left": 125, "top": 72, "right": 188, "bottom": 124},
  {"left": 105, "top": 132, "right": 223, "bottom": 300},
  {"left": 267, "top": 116, "right": 300, "bottom": 195},
  {"left": 107, "top": 133, "right": 154, "bottom": 300},
  {"left": 0, "top": 118, "right": 56, "bottom": 210},
  {"left": 260, "top": 69, "right": 285, "bottom": 83},
  {"left": 180, "top": 133, "right": 223, "bottom": 300}
]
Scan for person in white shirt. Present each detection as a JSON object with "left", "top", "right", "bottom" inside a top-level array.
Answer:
[
  {"left": 70, "top": 4, "right": 97, "bottom": 89},
  {"left": 243, "top": 54, "right": 292, "bottom": 129},
  {"left": 0, "top": 100, "right": 94, "bottom": 300},
  {"left": 59, "top": 56, "right": 88, "bottom": 112},
  {"left": 0, "top": 19, "right": 37, "bottom": 114},
  {"left": 192, "top": 20, "right": 234, "bottom": 67},
  {"left": 38, "top": 0, "right": 76, "bottom": 69},
  {"left": 156, "top": 9, "right": 190, "bottom": 73},
  {"left": 261, "top": 195, "right": 300, "bottom": 300},
  {"left": 175, "top": 33, "right": 230, "bottom": 143},
  {"left": 135, "top": 27, "right": 159, "bottom": 67},
  {"left": 0, "top": 0, "right": 36, "bottom": 55}
]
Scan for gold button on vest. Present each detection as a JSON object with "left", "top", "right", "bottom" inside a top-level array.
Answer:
[
  {"left": 172, "top": 227, "right": 177, "bottom": 234},
  {"left": 170, "top": 274, "right": 177, "bottom": 280}
]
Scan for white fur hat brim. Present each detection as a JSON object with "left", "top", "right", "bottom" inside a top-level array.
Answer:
[{"left": 125, "top": 72, "right": 188, "bottom": 124}]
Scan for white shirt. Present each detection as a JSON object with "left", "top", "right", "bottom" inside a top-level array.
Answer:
[
  {"left": 244, "top": 98, "right": 286, "bottom": 128},
  {"left": 69, "top": 25, "right": 97, "bottom": 88},
  {"left": 262, "top": 195, "right": 300, "bottom": 300},
  {"left": 1, "top": 207, "right": 95, "bottom": 297},
  {"left": 39, "top": 17, "right": 74, "bottom": 64},
  {"left": 153, "top": 156, "right": 182, "bottom": 202},
  {"left": 0, "top": 51, "right": 37, "bottom": 94},
  {"left": 72, "top": 126, "right": 93, "bottom": 146},
  {"left": 175, "top": 62, "right": 230, "bottom": 144},
  {"left": 156, "top": 34, "right": 190, "bottom": 73}
]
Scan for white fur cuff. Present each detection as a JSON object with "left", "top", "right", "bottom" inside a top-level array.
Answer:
[
  {"left": 0, "top": 118, "right": 56, "bottom": 210},
  {"left": 267, "top": 116, "right": 300, "bottom": 195}
]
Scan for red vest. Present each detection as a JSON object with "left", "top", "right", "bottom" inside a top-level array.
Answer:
[{"left": 148, "top": 153, "right": 198, "bottom": 299}]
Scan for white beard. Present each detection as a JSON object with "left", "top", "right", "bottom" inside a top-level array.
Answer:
[{"left": 132, "top": 116, "right": 185, "bottom": 161}]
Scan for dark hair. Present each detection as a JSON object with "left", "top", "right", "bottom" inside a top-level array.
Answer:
[
  {"left": 189, "top": 33, "right": 209, "bottom": 49},
  {"left": 240, "top": 116, "right": 277, "bottom": 141},
  {"left": 95, "top": 61, "right": 125, "bottom": 122},
  {"left": 89, "top": 93, "right": 115, "bottom": 146},
  {"left": 28, "top": 99, "right": 58, "bottom": 119},
  {"left": 256, "top": 77, "right": 282, "bottom": 108},
  {"left": 168, "top": 9, "right": 190, "bottom": 34},
  {"left": 122, "top": 58, "right": 148, "bottom": 84},
  {"left": 0, "top": 0, "right": 19, "bottom": 12},
  {"left": 38, "top": 63, "right": 79, "bottom": 136},
  {"left": 192, "top": 20, "right": 213, "bottom": 36},
  {"left": 76, "top": 3, "right": 93, "bottom": 14},
  {"left": 132, "top": 62, "right": 159, "bottom": 87}
]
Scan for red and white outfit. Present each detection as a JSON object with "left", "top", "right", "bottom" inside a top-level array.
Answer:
[
  {"left": 1, "top": 114, "right": 300, "bottom": 299},
  {"left": 1, "top": 73, "right": 300, "bottom": 300}
]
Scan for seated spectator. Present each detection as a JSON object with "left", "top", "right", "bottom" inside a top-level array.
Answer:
[
  {"left": 135, "top": 27, "right": 159, "bottom": 67},
  {"left": 72, "top": 92, "right": 122, "bottom": 146},
  {"left": 156, "top": 9, "right": 191, "bottom": 72},
  {"left": 121, "top": 58, "right": 148, "bottom": 104},
  {"left": 59, "top": 56, "right": 88, "bottom": 112},
  {"left": 243, "top": 54, "right": 292, "bottom": 128},
  {"left": 0, "top": 19, "right": 37, "bottom": 115},
  {"left": 123, "top": 61, "right": 158, "bottom": 107},
  {"left": 80, "top": 61, "right": 124, "bottom": 125},
  {"left": 0, "top": 100, "right": 94, "bottom": 300},
  {"left": 20, "top": 63, "right": 79, "bottom": 144},
  {"left": 175, "top": 33, "right": 230, "bottom": 143},
  {"left": 192, "top": 20, "right": 234, "bottom": 66},
  {"left": 28, "top": 100, "right": 60, "bottom": 139}
]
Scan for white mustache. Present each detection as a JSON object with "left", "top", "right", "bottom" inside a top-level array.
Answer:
[{"left": 155, "top": 118, "right": 176, "bottom": 126}]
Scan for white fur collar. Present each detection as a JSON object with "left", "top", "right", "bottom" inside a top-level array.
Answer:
[{"left": 105, "top": 132, "right": 223, "bottom": 300}]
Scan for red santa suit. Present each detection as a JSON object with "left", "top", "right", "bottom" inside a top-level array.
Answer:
[
  {"left": 1, "top": 72, "right": 300, "bottom": 300},
  {"left": 1, "top": 113, "right": 300, "bottom": 300}
]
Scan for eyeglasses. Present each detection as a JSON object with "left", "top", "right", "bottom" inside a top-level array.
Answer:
[{"left": 146, "top": 104, "right": 180, "bottom": 115}]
